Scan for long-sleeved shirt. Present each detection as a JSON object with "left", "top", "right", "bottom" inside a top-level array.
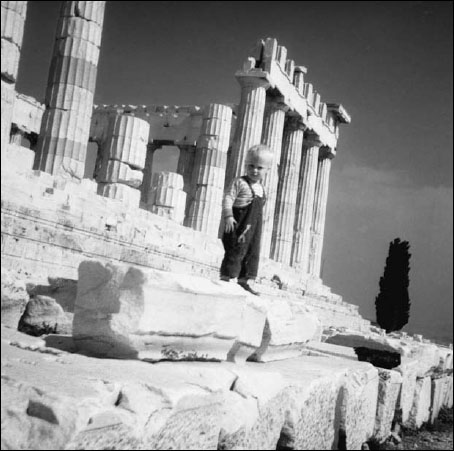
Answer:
[{"left": 223, "top": 176, "right": 265, "bottom": 218}]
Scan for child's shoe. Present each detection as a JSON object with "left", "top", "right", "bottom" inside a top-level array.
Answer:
[{"left": 237, "top": 281, "right": 260, "bottom": 296}]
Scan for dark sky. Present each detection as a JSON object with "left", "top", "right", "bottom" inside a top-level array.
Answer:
[{"left": 17, "top": 1, "right": 453, "bottom": 343}]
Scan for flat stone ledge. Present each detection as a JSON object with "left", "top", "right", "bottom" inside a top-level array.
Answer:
[{"left": 73, "top": 260, "right": 267, "bottom": 362}]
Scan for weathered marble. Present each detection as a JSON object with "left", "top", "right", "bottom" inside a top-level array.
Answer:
[
  {"left": 73, "top": 261, "right": 267, "bottom": 362},
  {"left": 408, "top": 376, "right": 431, "bottom": 429},
  {"left": 248, "top": 298, "right": 322, "bottom": 362},
  {"left": 1, "top": 1, "right": 27, "bottom": 152},
  {"left": 396, "top": 360, "right": 419, "bottom": 425},
  {"left": 291, "top": 132, "right": 322, "bottom": 271},
  {"left": 373, "top": 369, "right": 402, "bottom": 443},
  {"left": 225, "top": 76, "right": 268, "bottom": 184},
  {"left": 185, "top": 103, "right": 232, "bottom": 236},
  {"left": 147, "top": 171, "right": 186, "bottom": 224},
  {"left": 271, "top": 117, "right": 305, "bottom": 264},
  {"left": 260, "top": 97, "right": 287, "bottom": 259},
  {"left": 34, "top": 1, "right": 105, "bottom": 179},
  {"left": 430, "top": 375, "right": 452, "bottom": 423},
  {"left": 308, "top": 148, "right": 334, "bottom": 276},
  {"left": 1, "top": 267, "right": 29, "bottom": 328},
  {"left": 18, "top": 295, "right": 72, "bottom": 335}
]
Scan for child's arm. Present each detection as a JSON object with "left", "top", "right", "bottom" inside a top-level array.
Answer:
[{"left": 223, "top": 178, "right": 240, "bottom": 233}]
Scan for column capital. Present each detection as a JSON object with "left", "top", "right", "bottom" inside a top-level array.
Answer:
[
  {"left": 286, "top": 116, "right": 306, "bottom": 132},
  {"left": 303, "top": 131, "right": 323, "bottom": 149},
  {"left": 236, "top": 75, "right": 270, "bottom": 90},
  {"left": 319, "top": 145, "right": 336, "bottom": 160},
  {"left": 266, "top": 96, "right": 289, "bottom": 113}
]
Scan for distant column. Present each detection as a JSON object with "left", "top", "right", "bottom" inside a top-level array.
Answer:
[
  {"left": 291, "top": 132, "right": 322, "bottom": 271},
  {"left": 34, "top": 1, "right": 106, "bottom": 179},
  {"left": 225, "top": 76, "right": 269, "bottom": 185},
  {"left": 185, "top": 103, "right": 232, "bottom": 236},
  {"left": 1, "top": 1, "right": 28, "bottom": 153},
  {"left": 271, "top": 117, "right": 305, "bottom": 264},
  {"left": 308, "top": 147, "right": 335, "bottom": 277},
  {"left": 260, "top": 96, "right": 287, "bottom": 259}
]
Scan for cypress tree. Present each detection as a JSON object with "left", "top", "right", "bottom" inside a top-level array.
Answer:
[{"left": 375, "top": 238, "right": 411, "bottom": 333}]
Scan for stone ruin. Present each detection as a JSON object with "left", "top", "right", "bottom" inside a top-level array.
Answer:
[{"left": 1, "top": 2, "right": 452, "bottom": 450}]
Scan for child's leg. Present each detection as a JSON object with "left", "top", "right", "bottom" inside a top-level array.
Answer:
[
  {"left": 238, "top": 222, "right": 261, "bottom": 282},
  {"left": 220, "top": 231, "right": 248, "bottom": 279}
]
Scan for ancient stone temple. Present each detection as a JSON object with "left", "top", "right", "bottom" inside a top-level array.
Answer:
[{"left": 1, "top": 2, "right": 452, "bottom": 450}]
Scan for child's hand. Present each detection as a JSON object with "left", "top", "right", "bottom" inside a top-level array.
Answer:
[{"left": 225, "top": 216, "right": 237, "bottom": 233}]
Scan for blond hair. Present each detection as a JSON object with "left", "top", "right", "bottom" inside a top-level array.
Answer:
[{"left": 245, "top": 144, "right": 273, "bottom": 168}]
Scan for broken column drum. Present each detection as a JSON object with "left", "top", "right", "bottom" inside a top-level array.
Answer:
[
  {"left": 95, "top": 112, "right": 150, "bottom": 207},
  {"left": 33, "top": 1, "right": 106, "bottom": 179},
  {"left": 185, "top": 103, "right": 232, "bottom": 236},
  {"left": 1, "top": 1, "right": 28, "bottom": 152},
  {"left": 147, "top": 171, "right": 186, "bottom": 224}
]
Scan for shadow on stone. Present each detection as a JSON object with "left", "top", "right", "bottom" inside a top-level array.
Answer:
[
  {"left": 354, "top": 347, "right": 401, "bottom": 369},
  {"left": 44, "top": 334, "right": 77, "bottom": 353}
]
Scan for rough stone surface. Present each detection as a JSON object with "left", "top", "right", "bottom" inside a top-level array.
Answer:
[
  {"left": 431, "top": 375, "right": 453, "bottom": 424},
  {"left": 1, "top": 326, "right": 234, "bottom": 451},
  {"left": 373, "top": 368, "right": 402, "bottom": 443},
  {"left": 408, "top": 375, "right": 432, "bottom": 429},
  {"left": 73, "top": 261, "right": 267, "bottom": 362},
  {"left": 340, "top": 365, "right": 379, "bottom": 450},
  {"left": 18, "top": 295, "right": 72, "bottom": 336},
  {"left": 147, "top": 171, "right": 186, "bottom": 224},
  {"left": 304, "top": 340, "right": 358, "bottom": 360},
  {"left": 248, "top": 297, "right": 322, "bottom": 362},
  {"left": 396, "top": 359, "right": 419, "bottom": 425},
  {"left": 1, "top": 267, "right": 29, "bottom": 328}
]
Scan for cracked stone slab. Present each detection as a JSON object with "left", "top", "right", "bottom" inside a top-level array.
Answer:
[{"left": 73, "top": 260, "right": 267, "bottom": 362}]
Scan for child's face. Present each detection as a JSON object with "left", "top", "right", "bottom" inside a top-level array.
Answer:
[{"left": 246, "top": 157, "right": 269, "bottom": 182}]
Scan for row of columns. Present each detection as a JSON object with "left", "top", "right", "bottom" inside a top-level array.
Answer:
[
  {"left": 227, "top": 75, "right": 337, "bottom": 277},
  {"left": 1, "top": 1, "right": 335, "bottom": 278}
]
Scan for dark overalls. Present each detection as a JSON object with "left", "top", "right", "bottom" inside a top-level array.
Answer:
[{"left": 220, "top": 176, "right": 265, "bottom": 281}]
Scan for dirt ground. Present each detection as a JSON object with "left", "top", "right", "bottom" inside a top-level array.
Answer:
[{"left": 372, "top": 407, "right": 453, "bottom": 450}]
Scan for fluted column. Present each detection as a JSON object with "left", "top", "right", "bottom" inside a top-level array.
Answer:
[
  {"left": 1, "top": 1, "right": 27, "bottom": 153},
  {"left": 308, "top": 147, "right": 335, "bottom": 277},
  {"left": 225, "top": 77, "right": 269, "bottom": 185},
  {"left": 291, "top": 132, "right": 322, "bottom": 271},
  {"left": 34, "top": 1, "right": 105, "bottom": 179},
  {"left": 271, "top": 117, "right": 305, "bottom": 265},
  {"left": 260, "top": 96, "right": 287, "bottom": 259},
  {"left": 96, "top": 113, "right": 149, "bottom": 208},
  {"left": 186, "top": 103, "right": 232, "bottom": 236}
]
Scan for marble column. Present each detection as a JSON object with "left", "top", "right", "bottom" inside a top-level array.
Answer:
[
  {"left": 34, "top": 1, "right": 105, "bottom": 179},
  {"left": 1, "top": 1, "right": 27, "bottom": 153},
  {"left": 225, "top": 76, "right": 269, "bottom": 186},
  {"left": 186, "top": 103, "right": 232, "bottom": 236},
  {"left": 291, "top": 132, "right": 322, "bottom": 271},
  {"left": 260, "top": 96, "right": 287, "bottom": 259},
  {"left": 271, "top": 117, "right": 306, "bottom": 265},
  {"left": 308, "top": 147, "right": 335, "bottom": 277},
  {"left": 96, "top": 113, "right": 149, "bottom": 208}
]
